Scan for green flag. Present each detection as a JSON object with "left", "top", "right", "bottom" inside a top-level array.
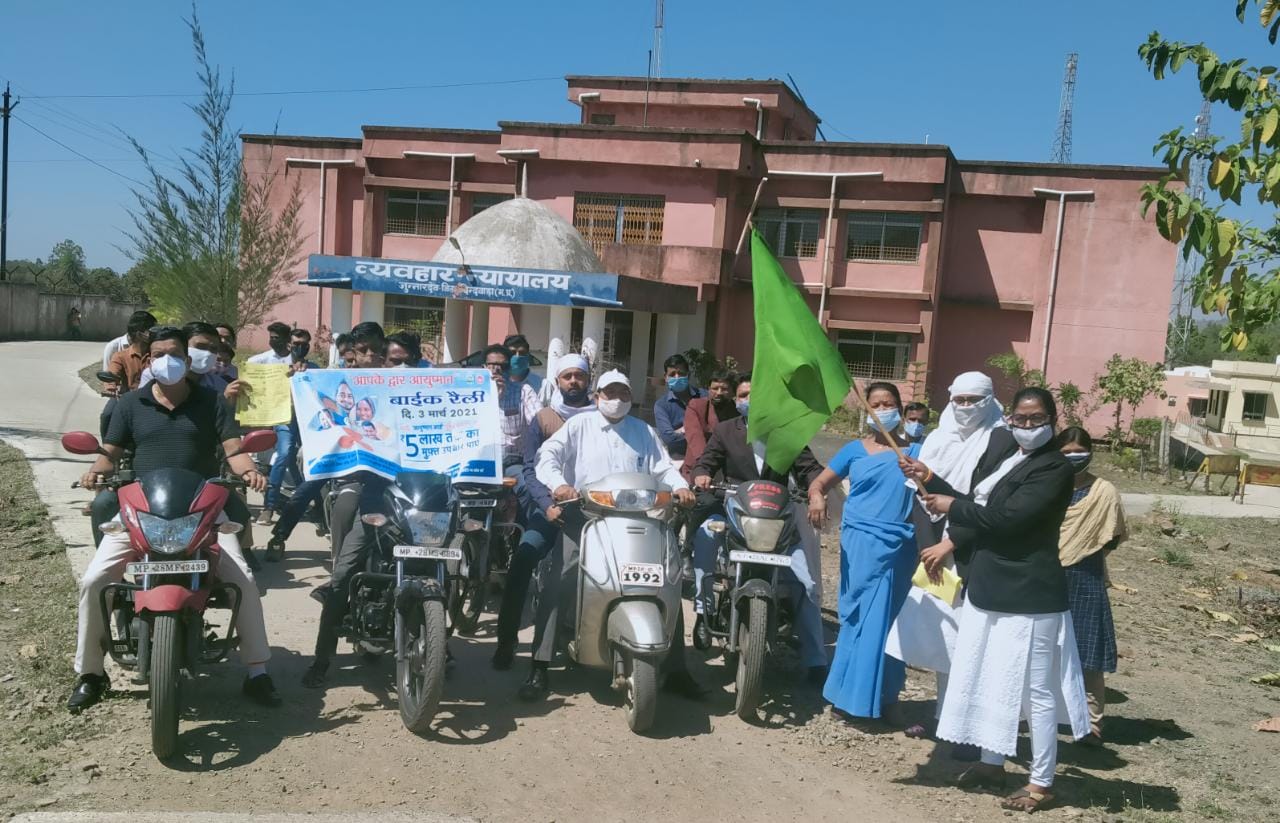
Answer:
[{"left": 746, "top": 228, "right": 852, "bottom": 473}]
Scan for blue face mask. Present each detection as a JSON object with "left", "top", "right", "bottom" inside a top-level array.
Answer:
[
  {"left": 667, "top": 375, "right": 690, "bottom": 394},
  {"left": 735, "top": 400, "right": 749, "bottom": 417},
  {"left": 867, "top": 408, "right": 902, "bottom": 432},
  {"left": 904, "top": 420, "right": 925, "bottom": 439},
  {"left": 509, "top": 354, "right": 530, "bottom": 378}
]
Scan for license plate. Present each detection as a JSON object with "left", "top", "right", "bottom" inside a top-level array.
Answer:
[
  {"left": 393, "top": 545, "right": 463, "bottom": 560},
  {"left": 458, "top": 499, "right": 497, "bottom": 509},
  {"left": 729, "top": 550, "right": 792, "bottom": 568},
  {"left": 125, "top": 560, "right": 209, "bottom": 575},
  {"left": 619, "top": 562, "right": 664, "bottom": 587}
]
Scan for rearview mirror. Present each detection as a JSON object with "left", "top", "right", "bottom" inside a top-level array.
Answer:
[
  {"left": 229, "top": 429, "right": 277, "bottom": 457},
  {"left": 96, "top": 371, "right": 119, "bottom": 384},
  {"left": 62, "top": 431, "right": 104, "bottom": 456}
]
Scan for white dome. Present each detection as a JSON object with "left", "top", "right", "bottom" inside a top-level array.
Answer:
[{"left": 431, "top": 197, "right": 604, "bottom": 273}]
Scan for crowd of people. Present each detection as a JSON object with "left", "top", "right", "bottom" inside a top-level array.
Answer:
[{"left": 70, "top": 312, "right": 1131, "bottom": 815}]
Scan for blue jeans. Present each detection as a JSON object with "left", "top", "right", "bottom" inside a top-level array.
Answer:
[
  {"left": 692, "top": 514, "right": 827, "bottom": 667},
  {"left": 265, "top": 421, "right": 302, "bottom": 511}
]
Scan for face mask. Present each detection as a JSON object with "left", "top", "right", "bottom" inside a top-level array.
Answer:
[
  {"left": 867, "top": 408, "right": 901, "bottom": 432},
  {"left": 509, "top": 354, "right": 530, "bottom": 378},
  {"left": 735, "top": 400, "right": 749, "bottom": 417},
  {"left": 598, "top": 398, "right": 632, "bottom": 420},
  {"left": 1065, "top": 451, "right": 1093, "bottom": 474},
  {"left": 291, "top": 342, "right": 310, "bottom": 361},
  {"left": 189, "top": 347, "right": 216, "bottom": 375},
  {"left": 952, "top": 396, "right": 990, "bottom": 429},
  {"left": 667, "top": 375, "right": 690, "bottom": 394},
  {"left": 904, "top": 420, "right": 926, "bottom": 439},
  {"left": 1011, "top": 424, "right": 1054, "bottom": 451},
  {"left": 151, "top": 354, "right": 188, "bottom": 386}
]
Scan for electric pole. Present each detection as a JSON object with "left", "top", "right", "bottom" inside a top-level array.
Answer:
[{"left": 1, "top": 83, "right": 17, "bottom": 281}]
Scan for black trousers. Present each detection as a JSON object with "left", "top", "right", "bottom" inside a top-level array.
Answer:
[{"left": 313, "top": 479, "right": 388, "bottom": 662}]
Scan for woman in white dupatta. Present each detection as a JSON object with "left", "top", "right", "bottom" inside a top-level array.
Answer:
[{"left": 886, "top": 372, "right": 1002, "bottom": 739}]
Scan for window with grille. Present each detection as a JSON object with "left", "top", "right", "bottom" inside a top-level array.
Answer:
[
  {"left": 470, "top": 193, "right": 512, "bottom": 218},
  {"left": 1243, "top": 391, "right": 1269, "bottom": 422},
  {"left": 846, "top": 212, "right": 924, "bottom": 262},
  {"left": 836, "top": 331, "right": 912, "bottom": 381},
  {"left": 756, "top": 207, "right": 821, "bottom": 258},
  {"left": 385, "top": 189, "right": 448, "bottom": 236},
  {"left": 384, "top": 294, "right": 445, "bottom": 361},
  {"left": 572, "top": 193, "right": 665, "bottom": 253}
]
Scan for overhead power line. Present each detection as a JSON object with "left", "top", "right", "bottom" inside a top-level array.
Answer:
[
  {"left": 25, "top": 75, "right": 564, "bottom": 100},
  {"left": 13, "top": 116, "right": 146, "bottom": 186}
]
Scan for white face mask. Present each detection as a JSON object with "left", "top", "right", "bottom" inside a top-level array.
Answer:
[
  {"left": 189, "top": 347, "right": 216, "bottom": 375},
  {"left": 1011, "top": 424, "right": 1054, "bottom": 451},
  {"left": 151, "top": 354, "right": 188, "bottom": 386},
  {"left": 952, "top": 396, "right": 990, "bottom": 429},
  {"left": 598, "top": 398, "right": 632, "bottom": 420}
]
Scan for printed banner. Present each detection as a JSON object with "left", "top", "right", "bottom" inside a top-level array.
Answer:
[
  {"left": 291, "top": 368, "right": 502, "bottom": 483},
  {"left": 236, "top": 363, "right": 293, "bottom": 427}
]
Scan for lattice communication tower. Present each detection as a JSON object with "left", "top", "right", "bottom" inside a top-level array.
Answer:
[
  {"left": 1050, "top": 53, "right": 1079, "bottom": 164},
  {"left": 1166, "top": 101, "right": 1213, "bottom": 365}
]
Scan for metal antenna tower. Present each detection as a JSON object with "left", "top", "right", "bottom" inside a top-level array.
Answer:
[
  {"left": 1166, "top": 100, "right": 1213, "bottom": 365},
  {"left": 1050, "top": 53, "right": 1078, "bottom": 164},
  {"left": 652, "top": 0, "right": 664, "bottom": 78}
]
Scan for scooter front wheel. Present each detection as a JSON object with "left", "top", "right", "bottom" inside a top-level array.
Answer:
[{"left": 619, "top": 651, "right": 657, "bottom": 733}]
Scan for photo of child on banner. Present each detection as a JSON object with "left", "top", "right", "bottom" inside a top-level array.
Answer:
[{"left": 291, "top": 368, "right": 502, "bottom": 483}]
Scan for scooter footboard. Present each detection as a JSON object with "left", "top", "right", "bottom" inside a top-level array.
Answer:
[{"left": 605, "top": 599, "right": 671, "bottom": 661}]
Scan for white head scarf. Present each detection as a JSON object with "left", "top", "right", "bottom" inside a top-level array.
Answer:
[
  {"left": 549, "top": 354, "right": 594, "bottom": 420},
  {"left": 917, "top": 371, "right": 1004, "bottom": 494}
]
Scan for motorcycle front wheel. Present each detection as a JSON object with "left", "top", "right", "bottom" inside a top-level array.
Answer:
[
  {"left": 150, "top": 614, "right": 183, "bottom": 760},
  {"left": 396, "top": 599, "right": 447, "bottom": 733},
  {"left": 619, "top": 651, "right": 658, "bottom": 733},
  {"left": 734, "top": 597, "right": 768, "bottom": 721}
]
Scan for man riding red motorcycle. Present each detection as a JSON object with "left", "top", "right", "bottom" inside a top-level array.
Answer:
[{"left": 68, "top": 325, "right": 280, "bottom": 714}]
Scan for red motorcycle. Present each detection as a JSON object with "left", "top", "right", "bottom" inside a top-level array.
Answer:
[{"left": 62, "top": 428, "right": 276, "bottom": 760}]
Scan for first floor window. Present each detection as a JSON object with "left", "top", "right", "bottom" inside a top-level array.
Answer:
[
  {"left": 385, "top": 189, "right": 448, "bottom": 236},
  {"left": 756, "top": 207, "right": 821, "bottom": 258},
  {"left": 835, "top": 330, "right": 912, "bottom": 381},
  {"left": 471, "top": 192, "right": 512, "bottom": 217},
  {"left": 1242, "top": 391, "right": 1269, "bottom": 422},
  {"left": 573, "top": 192, "right": 665, "bottom": 253},
  {"left": 846, "top": 211, "right": 924, "bottom": 262}
]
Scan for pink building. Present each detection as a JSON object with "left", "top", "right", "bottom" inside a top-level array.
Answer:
[{"left": 242, "top": 75, "right": 1176, "bottom": 409}]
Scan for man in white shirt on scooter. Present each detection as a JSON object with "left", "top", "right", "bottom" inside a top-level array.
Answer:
[{"left": 527, "top": 370, "right": 704, "bottom": 702}]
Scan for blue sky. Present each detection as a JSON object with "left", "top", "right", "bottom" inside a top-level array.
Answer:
[{"left": 0, "top": 0, "right": 1274, "bottom": 271}]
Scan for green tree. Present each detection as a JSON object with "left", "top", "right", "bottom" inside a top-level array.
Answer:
[
  {"left": 1139, "top": 1, "right": 1280, "bottom": 351},
  {"left": 985, "top": 351, "right": 1046, "bottom": 395},
  {"left": 1094, "top": 354, "right": 1168, "bottom": 437},
  {"left": 47, "top": 240, "right": 87, "bottom": 292},
  {"left": 127, "top": 6, "right": 303, "bottom": 327},
  {"left": 1055, "top": 381, "right": 1090, "bottom": 428}
]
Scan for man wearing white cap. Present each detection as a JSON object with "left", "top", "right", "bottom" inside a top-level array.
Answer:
[{"left": 522, "top": 369, "right": 701, "bottom": 702}]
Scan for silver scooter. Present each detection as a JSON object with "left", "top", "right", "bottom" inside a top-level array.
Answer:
[{"left": 563, "top": 472, "right": 683, "bottom": 733}]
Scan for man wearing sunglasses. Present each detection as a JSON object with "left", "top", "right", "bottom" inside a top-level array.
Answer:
[{"left": 485, "top": 343, "right": 539, "bottom": 470}]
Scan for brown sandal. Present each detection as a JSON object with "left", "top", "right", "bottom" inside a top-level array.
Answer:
[{"left": 1000, "top": 787, "right": 1055, "bottom": 813}]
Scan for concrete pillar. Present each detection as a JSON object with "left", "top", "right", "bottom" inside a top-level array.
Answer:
[
  {"left": 469, "top": 302, "right": 490, "bottom": 352},
  {"left": 655, "top": 313, "right": 682, "bottom": 362},
  {"left": 548, "top": 305, "right": 572, "bottom": 353},
  {"left": 329, "top": 289, "right": 353, "bottom": 363},
  {"left": 442, "top": 298, "right": 468, "bottom": 364},
  {"left": 358, "top": 291, "right": 385, "bottom": 324},
  {"left": 677, "top": 301, "right": 708, "bottom": 354},
  {"left": 629, "top": 310, "right": 652, "bottom": 405},
  {"left": 582, "top": 307, "right": 606, "bottom": 370}
]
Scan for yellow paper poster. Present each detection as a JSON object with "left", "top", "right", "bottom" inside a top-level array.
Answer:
[
  {"left": 236, "top": 363, "right": 293, "bottom": 427},
  {"left": 911, "top": 562, "right": 963, "bottom": 606}
]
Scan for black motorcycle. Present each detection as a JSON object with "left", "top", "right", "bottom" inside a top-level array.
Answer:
[
  {"left": 347, "top": 471, "right": 462, "bottom": 732},
  {"left": 698, "top": 479, "right": 803, "bottom": 720},
  {"left": 449, "top": 478, "right": 522, "bottom": 634}
]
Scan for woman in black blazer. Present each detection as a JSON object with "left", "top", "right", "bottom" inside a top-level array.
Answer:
[{"left": 900, "top": 387, "right": 1091, "bottom": 814}]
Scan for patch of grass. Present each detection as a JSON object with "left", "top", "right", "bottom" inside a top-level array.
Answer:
[
  {"left": 1161, "top": 547, "right": 1194, "bottom": 568},
  {"left": 0, "top": 441, "right": 82, "bottom": 787},
  {"left": 824, "top": 405, "right": 862, "bottom": 438}
]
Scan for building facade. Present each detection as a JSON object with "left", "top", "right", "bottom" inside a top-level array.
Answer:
[
  {"left": 1205, "top": 359, "right": 1280, "bottom": 453},
  {"left": 242, "top": 75, "right": 1177, "bottom": 409}
]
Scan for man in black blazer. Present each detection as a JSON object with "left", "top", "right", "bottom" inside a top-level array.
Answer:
[{"left": 689, "top": 415, "right": 827, "bottom": 673}]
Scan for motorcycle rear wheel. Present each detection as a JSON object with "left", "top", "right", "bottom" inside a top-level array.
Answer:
[
  {"left": 396, "top": 599, "right": 447, "bottom": 733},
  {"left": 150, "top": 614, "right": 183, "bottom": 760},
  {"left": 453, "top": 533, "right": 488, "bottom": 635},
  {"left": 621, "top": 652, "right": 658, "bottom": 733},
  {"left": 734, "top": 597, "right": 768, "bottom": 721}
]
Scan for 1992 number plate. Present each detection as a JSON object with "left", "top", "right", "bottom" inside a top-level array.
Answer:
[
  {"left": 729, "top": 550, "right": 792, "bottom": 568},
  {"left": 619, "top": 562, "right": 664, "bottom": 587},
  {"left": 393, "top": 545, "right": 463, "bottom": 560},
  {"left": 125, "top": 560, "right": 209, "bottom": 575}
]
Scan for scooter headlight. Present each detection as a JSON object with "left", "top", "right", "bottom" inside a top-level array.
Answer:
[
  {"left": 136, "top": 511, "right": 203, "bottom": 555},
  {"left": 739, "top": 516, "right": 785, "bottom": 552},
  {"left": 587, "top": 489, "right": 672, "bottom": 511},
  {"left": 404, "top": 509, "right": 452, "bottom": 547}
]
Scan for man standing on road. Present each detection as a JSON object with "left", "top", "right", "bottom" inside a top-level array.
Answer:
[
  {"left": 525, "top": 369, "right": 705, "bottom": 702},
  {"left": 68, "top": 325, "right": 280, "bottom": 713},
  {"left": 653, "top": 353, "right": 703, "bottom": 464},
  {"left": 252, "top": 325, "right": 315, "bottom": 525}
]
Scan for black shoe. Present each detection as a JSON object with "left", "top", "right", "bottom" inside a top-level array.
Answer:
[
  {"left": 263, "top": 537, "right": 285, "bottom": 563},
  {"left": 517, "top": 665, "right": 550, "bottom": 702},
  {"left": 309, "top": 584, "right": 331, "bottom": 606},
  {"left": 244, "top": 548, "right": 263, "bottom": 572},
  {"left": 492, "top": 640, "right": 515, "bottom": 671},
  {"left": 242, "top": 673, "right": 283, "bottom": 707},
  {"left": 806, "top": 665, "right": 829, "bottom": 687},
  {"left": 301, "top": 660, "right": 329, "bottom": 689},
  {"left": 662, "top": 670, "right": 709, "bottom": 701},
  {"left": 692, "top": 614, "right": 712, "bottom": 651},
  {"left": 67, "top": 673, "right": 109, "bottom": 714}
]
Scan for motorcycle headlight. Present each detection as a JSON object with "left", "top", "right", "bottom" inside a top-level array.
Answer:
[
  {"left": 404, "top": 509, "right": 453, "bottom": 547},
  {"left": 136, "top": 511, "right": 203, "bottom": 555},
  {"left": 740, "top": 516, "right": 786, "bottom": 552},
  {"left": 586, "top": 489, "right": 672, "bottom": 511}
]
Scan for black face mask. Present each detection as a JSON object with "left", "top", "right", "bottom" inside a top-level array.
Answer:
[
  {"left": 563, "top": 387, "right": 590, "bottom": 405},
  {"left": 291, "top": 342, "right": 310, "bottom": 361}
]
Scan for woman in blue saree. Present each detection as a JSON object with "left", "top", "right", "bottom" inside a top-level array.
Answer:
[{"left": 808, "top": 381, "right": 921, "bottom": 721}]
